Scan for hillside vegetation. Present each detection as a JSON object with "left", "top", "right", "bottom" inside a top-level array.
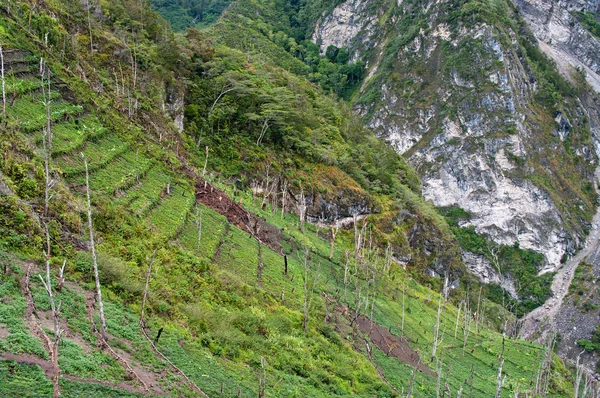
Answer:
[{"left": 0, "top": 0, "right": 581, "bottom": 396}]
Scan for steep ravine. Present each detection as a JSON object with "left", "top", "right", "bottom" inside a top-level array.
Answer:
[{"left": 519, "top": 168, "right": 600, "bottom": 343}]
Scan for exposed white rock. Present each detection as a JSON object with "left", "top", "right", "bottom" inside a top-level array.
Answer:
[
  {"left": 515, "top": 0, "right": 600, "bottom": 93},
  {"left": 421, "top": 151, "right": 565, "bottom": 270},
  {"left": 462, "top": 252, "right": 518, "bottom": 299},
  {"left": 312, "top": 0, "right": 375, "bottom": 56}
]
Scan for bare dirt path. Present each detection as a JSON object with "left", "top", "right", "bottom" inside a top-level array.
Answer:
[
  {"left": 519, "top": 169, "right": 600, "bottom": 341},
  {"left": 355, "top": 315, "right": 435, "bottom": 376}
]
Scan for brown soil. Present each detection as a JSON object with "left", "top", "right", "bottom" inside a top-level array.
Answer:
[
  {"left": 0, "top": 325, "right": 9, "bottom": 339},
  {"left": 0, "top": 352, "right": 150, "bottom": 395},
  {"left": 355, "top": 315, "right": 435, "bottom": 377},
  {"left": 183, "top": 166, "right": 283, "bottom": 254}
]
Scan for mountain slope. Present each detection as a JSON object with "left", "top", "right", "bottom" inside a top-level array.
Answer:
[{"left": 0, "top": 0, "right": 586, "bottom": 396}]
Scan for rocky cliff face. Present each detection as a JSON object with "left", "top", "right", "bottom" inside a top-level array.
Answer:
[
  {"left": 312, "top": 0, "right": 599, "bottom": 280},
  {"left": 313, "top": 0, "right": 600, "bottom": 367},
  {"left": 516, "top": 0, "right": 600, "bottom": 92}
]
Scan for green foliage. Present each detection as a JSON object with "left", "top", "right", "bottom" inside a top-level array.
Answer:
[
  {"left": 184, "top": 43, "right": 419, "bottom": 195},
  {"left": 441, "top": 208, "right": 553, "bottom": 316},
  {"left": 577, "top": 325, "right": 600, "bottom": 352},
  {"left": 573, "top": 11, "right": 600, "bottom": 40},
  {"left": 150, "top": 0, "right": 233, "bottom": 30},
  {"left": 518, "top": 30, "right": 576, "bottom": 109}
]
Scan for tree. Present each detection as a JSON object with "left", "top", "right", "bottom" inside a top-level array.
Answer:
[
  {"left": 83, "top": 154, "right": 107, "bottom": 337},
  {"left": 140, "top": 250, "right": 157, "bottom": 326},
  {"left": 39, "top": 59, "right": 61, "bottom": 398},
  {"left": 495, "top": 334, "right": 505, "bottom": 398},
  {"left": 302, "top": 247, "right": 319, "bottom": 333},
  {"left": 329, "top": 225, "right": 339, "bottom": 259},
  {"left": 1, "top": 45, "right": 5, "bottom": 116}
]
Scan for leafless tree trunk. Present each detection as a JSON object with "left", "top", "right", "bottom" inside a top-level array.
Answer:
[
  {"left": 40, "top": 59, "right": 53, "bottom": 217},
  {"left": 343, "top": 250, "right": 350, "bottom": 299},
  {"left": 462, "top": 296, "right": 471, "bottom": 357},
  {"left": 38, "top": 264, "right": 61, "bottom": 398},
  {"left": 329, "top": 225, "right": 339, "bottom": 260},
  {"left": 436, "top": 355, "right": 443, "bottom": 398},
  {"left": 475, "top": 286, "right": 483, "bottom": 334},
  {"left": 252, "top": 220, "right": 264, "bottom": 287},
  {"left": 258, "top": 356, "right": 266, "bottom": 398},
  {"left": 280, "top": 180, "right": 288, "bottom": 219},
  {"left": 140, "top": 250, "right": 157, "bottom": 326},
  {"left": 85, "top": 0, "right": 93, "bottom": 54},
  {"left": 297, "top": 187, "right": 307, "bottom": 232},
  {"left": 202, "top": 146, "right": 209, "bottom": 177},
  {"left": 302, "top": 247, "right": 319, "bottom": 333},
  {"left": 575, "top": 349, "right": 586, "bottom": 398},
  {"left": 56, "top": 259, "right": 66, "bottom": 292},
  {"left": 432, "top": 295, "right": 442, "bottom": 359},
  {"left": 454, "top": 301, "right": 462, "bottom": 339},
  {"left": 383, "top": 243, "right": 392, "bottom": 274},
  {"left": 401, "top": 282, "right": 406, "bottom": 335},
  {"left": 468, "top": 365, "right": 474, "bottom": 398},
  {"left": 195, "top": 207, "right": 203, "bottom": 251},
  {"left": 495, "top": 334, "right": 505, "bottom": 398},
  {"left": 354, "top": 218, "right": 367, "bottom": 262},
  {"left": 39, "top": 62, "right": 60, "bottom": 395},
  {"left": 83, "top": 154, "right": 107, "bottom": 337},
  {"left": 1, "top": 46, "right": 5, "bottom": 116},
  {"left": 406, "top": 357, "right": 420, "bottom": 398},
  {"left": 257, "top": 238, "right": 264, "bottom": 287}
]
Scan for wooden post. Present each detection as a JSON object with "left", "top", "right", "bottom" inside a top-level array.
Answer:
[
  {"left": 154, "top": 327, "right": 163, "bottom": 345},
  {"left": 283, "top": 255, "right": 288, "bottom": 276}
]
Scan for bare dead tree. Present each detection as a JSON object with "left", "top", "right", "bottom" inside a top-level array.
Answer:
[
  {"left": 432, "top": 295, "right": 443, "bottom": 359},
  {"left": 343, "top": 250, "right": 350, "bottom": 299},
  {"left": 355, "top": 220, "right": 367, "bottom": 262},
  {"left": 302, "top": 247, "right": 319, "bottom": 333},
  {"left": 83, "top": 154, "right": 107, "bottom": 337},
  {"left": 468, "top": 365, "right": 474, "bottom": 398},
  {"left": 38, "top": 265, "right": 61, "bottom": 398},
  {"left": 1, "top": 45, "right": 5, "bottom": 116},
  {"left": 454, "top": 301, "right": 462, "bottom": 339},
  {"left": 202, "top": 146, "right": 209, "bottom": 177},
  {"left": 383, "top": 243, "right": 392, "bottom": 275},
  {"left": 575, "top": 349, "right": 586, "bottom": 398},
  {"left": 442, "top": 274, "right": 450, "bottom": 302},
  {"left": 436, "top": 354, "right": 444, "bottom": 398},
  {"left": 329, "top": 225, "right": 339, "bottom": 260},
  {"left": 39, "top": 59, "right": 60, "bottom": 396},
  {"left": 140, "top": 250, "right": 157, "bottom": 326},
  {"left": 475, "top": 286, "right": 483, "bottom": 334},
  {"left": 195, "top": 206, "right": 203, "bottom": 251},
  {"left": 85, "top": 0, "right": 93, "bottom": 54},
  {"left": 297, "top": 187, "right": 307, "bottom": 232},
  {"left": 462, "top": 295, "right": 471, "bottom": 357},
  {"left": 495, "top": 334, "right": 505, "bottom": 398},
  {"left": 40, "top": 59, "right": 53, "bottom": 217},
  {"left": 260, "top": 164, "right": 276, "bottom": 210},
  {"left": 56, "top": 259, "right": 66, "bottom": 292},
  {"left": 280, "top": 180, "right": 288, "bottom": 219},
  {"left": 258, "top": 356, "right": 266, "bottom": 398},
  {"left": 401, "top": 282, "right": 406, "bottom": 336},
  {"left": 406, "top": 355, "right": 421, "bottom": 398},
  {"left": 252, "top": 220, "right": 264, "bottom": 287}
]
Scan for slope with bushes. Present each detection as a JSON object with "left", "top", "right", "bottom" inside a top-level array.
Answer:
[{"left": 0, "top": 0, "right": 581, "bottom": 396}]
